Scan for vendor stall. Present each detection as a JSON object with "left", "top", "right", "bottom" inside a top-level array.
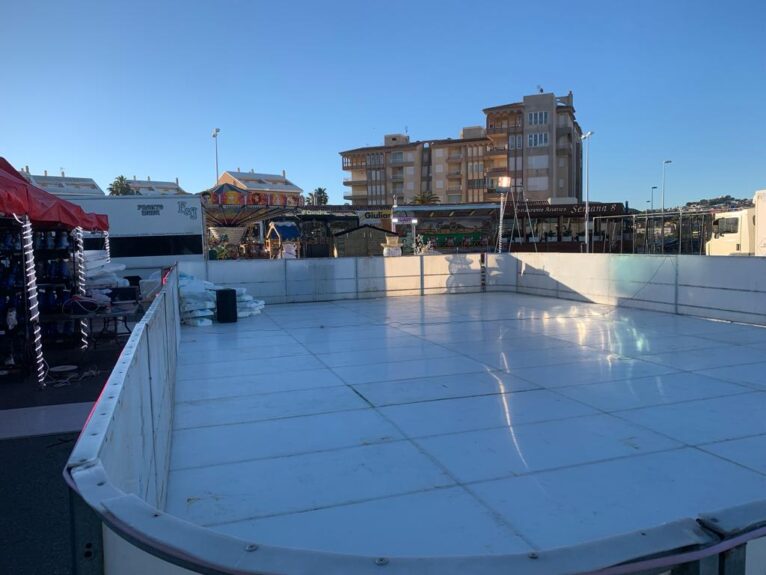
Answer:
[
  {"left": 0, "top": 158, "right": 109, "bottom": 386},
  {"left": 265, "top": 221, "right": 301, "bottom": 259}
]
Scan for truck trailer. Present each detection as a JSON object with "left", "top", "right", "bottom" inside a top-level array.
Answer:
[
  {"left": 65, "top": 195, "right": 205, "bottom": 276},
  {"left": 705, "top": 190, "right": 766, "bottom": 256}
]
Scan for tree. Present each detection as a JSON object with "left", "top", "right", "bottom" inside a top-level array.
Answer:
[
  {"left": 411, "top": 190, "right": 440, "bottom": 205},
  {"left": 313, "top": 187, "right": 329, "bottom": 206},
  {"left": 305, "top": 192, "right": 315, "bottom": 206},
  {"left": 108, "top": 175, "right": 136, "bottom": 196}
]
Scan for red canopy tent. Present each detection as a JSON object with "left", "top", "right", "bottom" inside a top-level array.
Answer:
[{"left": 0, "top": 157, "right": 109, "bottom": 231}]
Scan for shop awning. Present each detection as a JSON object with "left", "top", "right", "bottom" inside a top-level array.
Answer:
[{"left": 0, "top": 158, "right": 109, "bottom": 231}]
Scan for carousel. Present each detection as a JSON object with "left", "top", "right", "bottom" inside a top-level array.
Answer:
[{"left": 198, "top": 183, "right": 303, "bottom": 260}]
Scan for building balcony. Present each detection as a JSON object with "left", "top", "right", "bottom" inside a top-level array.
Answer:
[
  {"left": 487, "top": 167, "right": 509, "bottom": 175},
  {"left": 447, "top": 154, "right": 463, "bottom": 162},
  {"left": 556, "top": 142, "right": 572, "bottom": 153},
  {"left": 343, "top": 178, "right": 367, "bottom": 186},
  {"left": 447, "top": 171, "right": 462, "bottom": 179},
  {"left": 485, "top": 147, "right": 508, "bottom": 157},
  {"left": 341, "top": 160, "right": 367, "bottom": 170},
  {"left": 388, "top": 158, "right": 414, "bottom": 166},
  {"left": 487, "top": 126, "right": 508, "bottom": 135},
  {"left": 390, "top": 174, "right": 404, "bottom": 182},
  {"left": 343, "top": 191, "right": 368, "bottom": 200}
]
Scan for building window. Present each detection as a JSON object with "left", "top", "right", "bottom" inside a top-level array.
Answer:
[
  {"left": 527, "top": 111, "right": 549, "bottom": 126},
  {"left": 528, "top": 132, "right": 549, "bottom": 148}
]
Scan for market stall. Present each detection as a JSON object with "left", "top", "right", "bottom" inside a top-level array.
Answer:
[{"left": 0, "top": 158, "right": 109, "bottom": 386}]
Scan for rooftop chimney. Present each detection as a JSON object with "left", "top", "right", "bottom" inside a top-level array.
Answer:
[
  {"left": 147, "top": 176, "right": 151, "bottom": 181},
  {"left": 237, "top": 167, "right": 240, "bottom": 172},
  {"left": 175, "top": 177, "right": 179, "bottom": 185},
  {"left": 282, "top": 169, "right": 286, "bottom": 178},
  {"left": 250, "top": 169, "right": 254, "bottom": 173},
  {"left": 24, "top": 165, "right": 29, "bottom": 173},
  {"left": 44, "top": 170, "right": 48, "bottom": 176},
  {"left": 60, "top": 170, "right": 65, "bottom": 177},
  {"left": 133, "top": 175, "right": 136, "bottom": 180}
]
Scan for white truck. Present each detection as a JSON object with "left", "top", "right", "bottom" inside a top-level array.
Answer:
[
  {"left": 65, "top": 195, "right": 206, "bottom": 277},
  {"left": 706, "top": 190, "right": 766, "bottom": 256}
]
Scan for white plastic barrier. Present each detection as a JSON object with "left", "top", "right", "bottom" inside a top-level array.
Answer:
[
  {"left": 183, "top": 254, "right": 766, "bottom": 326},
  {"left": 66, "top": 266, "right": 180, "bottom": 521}
]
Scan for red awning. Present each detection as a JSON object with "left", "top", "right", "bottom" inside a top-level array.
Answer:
[{"left": 0, "top": 158, "right": 109, "bottom": 231}]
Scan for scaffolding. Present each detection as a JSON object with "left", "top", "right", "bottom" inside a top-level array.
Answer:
[{"left": 592, "top": 211, "right": 714, "bottom": 255}]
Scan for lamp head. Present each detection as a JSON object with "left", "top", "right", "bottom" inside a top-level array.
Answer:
[
  {"left": 664, "top": 159, "right": 672, "bottom": 165},
  {"left": 581, "top": 131, "right": 594, "bottom": 140},
  {"left": 212, "top": 128, "right": 220, "bottom": 138}
]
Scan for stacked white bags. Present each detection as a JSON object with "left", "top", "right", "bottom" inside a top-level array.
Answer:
[
  {"left": 84, "top": 249, "right": 129, "bottom": 292},
  {"left": 179, "top": 273, "right": 265, "bottom": 327}
]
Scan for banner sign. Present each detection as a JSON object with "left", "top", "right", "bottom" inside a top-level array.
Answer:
[{"left": 209, "top": 190, "right": 304, "bottom": 207}]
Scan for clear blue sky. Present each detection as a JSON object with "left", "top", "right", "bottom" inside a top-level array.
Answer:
[{"left": 2, "top": 0, "right": 764, "bottom": 208}]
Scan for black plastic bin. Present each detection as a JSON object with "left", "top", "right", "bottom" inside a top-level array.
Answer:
[{"left": 216, "top": 289, "right": 238, "bottom": 323}]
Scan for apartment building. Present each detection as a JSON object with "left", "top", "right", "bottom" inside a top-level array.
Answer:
[
  {"left": 340, "top": 91, "right": 582, "bottom": 206},
  {"left": 128, "top": 177, "right": 188, "bottom": 195},
  {"left": 22, "top": 168, "right": 105, "bottom": 198}
]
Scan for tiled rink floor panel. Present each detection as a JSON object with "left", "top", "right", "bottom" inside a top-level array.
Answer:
[{"left": 167, "top": 293, "right": 766, "bottom": 557}]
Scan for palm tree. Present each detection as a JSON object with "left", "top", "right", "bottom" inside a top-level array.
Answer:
[
  {"left": 313, "top": 187, "right": 329, "bottom": 206},
  {"left": 305, "top": 192, "right": 315, "bottom": 206},
  {"left": 108, "top": 175, "right": 135, "bottom": 196},
  {"left": 411, "top": 190, "right": 440, "bottom": 205}
]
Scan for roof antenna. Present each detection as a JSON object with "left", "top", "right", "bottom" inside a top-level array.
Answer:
[
  {"left": 405, "top": 125, "right": 408, "bottom": 135},
  {"left": 537, "top": 85, "right": 544, "bottom": 94}
]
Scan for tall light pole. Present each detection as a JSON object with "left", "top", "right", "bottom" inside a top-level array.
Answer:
[
  {"left": 212, "top": 128, "right": 221, "bottom": 183},
  {"left": 651, "top": 186, "right": 657, "bottom": 211},
  {"left": 581, "top": 131, "right": 594, "bottom": 253},
  {"left": 661, "top": 160, "right": 672, "bottom": 213},
  {"left": 661, "top": 160, "right": 671, "bottom": 254}
]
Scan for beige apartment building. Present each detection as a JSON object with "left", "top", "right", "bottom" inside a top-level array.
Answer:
[{"left": 340, "top": 91, "right": 582, "bottom": 206}]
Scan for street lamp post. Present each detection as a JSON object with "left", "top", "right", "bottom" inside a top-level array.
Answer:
[
  {"left": 212, "top": 128, "right": 221, "bottom": 183},
  {"left": 497, "top": 176, "right": 511, "bottom": 253},
  {"left": 651, "top": 186, "right": 657, "bottom": 211},
  {"left": 580, "top": 131, "right": 594, "bottom": 253},
  {"left": 661, "top": 160, "right": 672, "bottom": 253}
]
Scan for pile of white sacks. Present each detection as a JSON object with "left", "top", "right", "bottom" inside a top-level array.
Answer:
[
  {"left": 84, "top": 249, "right": 129, "bottom": 305},
  {"left": 179, "top": 273, "right": 265, "bottom": 327}
]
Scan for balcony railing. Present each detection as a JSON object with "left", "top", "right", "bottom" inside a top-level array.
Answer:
[
  {"left": 390, "top": 174, "right": 404, "bottom": 182},
  {"left": 487, "top": 126, "right": 508, "bottom": 134},
  {"left": 343, "top": 178, "right": 367, "bottom": 186},
  {"left": 447, "top": 154, "right": 463, "bottom": 162},
  {"left": 342, "top": 160, "right": 367, "bottom": 170},
  {"left": 343, "top": 191, "right": 368, "bottom": 200},
  {"left": 447, "top": 171, "right": 462, "bottom": 179},
  {"left": 485, "top": 147, "right": 508, "bottom": 156}
]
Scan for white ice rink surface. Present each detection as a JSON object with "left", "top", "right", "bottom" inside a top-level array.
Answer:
[{"left": 166, "top": 293, "right": 766, "bottom": 558}]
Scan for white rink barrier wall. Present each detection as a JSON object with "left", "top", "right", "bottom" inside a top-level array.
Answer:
[
  {"left": 65, "top": 258, "right": 766, "bottom": 575},
  {"left": 184, "top": 253, "right": 766, "bottom": 326}
]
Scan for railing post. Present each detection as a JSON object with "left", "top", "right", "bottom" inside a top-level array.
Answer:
[
  {"left": 669, "top": 555, "right": 718, "bottom": 575},
  {"left": 419, "top": 255, "right": 424, "bottom": 297},
  {"left": 719, "top": 544, "right": 747, "bottom": 575}
]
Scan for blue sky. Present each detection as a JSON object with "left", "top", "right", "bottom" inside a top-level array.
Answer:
[{"left": 1, "top": 0, "right": 764, "bottom": 207}]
